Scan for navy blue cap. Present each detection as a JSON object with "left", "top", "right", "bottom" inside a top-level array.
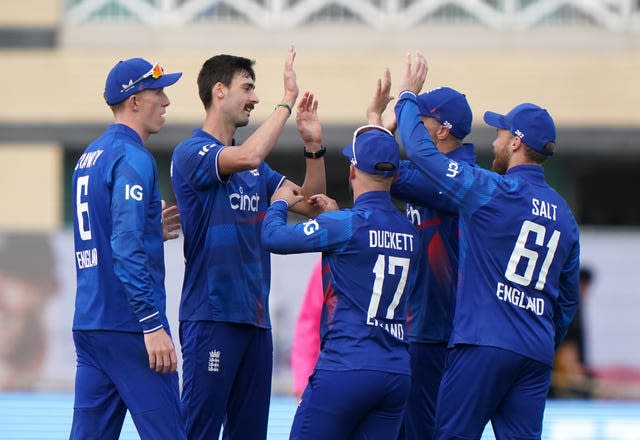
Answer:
[
  {"left": 484, "top": 103, "right": 556, "bottom": 156},
  {"left": 416, "top": 87, "right": 472, "bottom": 140},
  {"left": 104, "top": 58, "right": 182, "bottom": 105},
  {"left": 342, "top": 125, "right": 400, "bottom": 177}
]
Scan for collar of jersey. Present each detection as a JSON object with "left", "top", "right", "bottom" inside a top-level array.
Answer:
[
  {"left": 192, "top": 128, "right": 235, "bottom": 146},
  {"left": 353, "top": 190, "right": 393, "bottom": 207},
  {"left": 505, "top": 164, "right": 546, "bottom": 184},
  {"left": 447, "top": 143, "right": 476, "bottom": 163},
  {"left": 108, "top": 123, "right": 144, "bottom": 146}
]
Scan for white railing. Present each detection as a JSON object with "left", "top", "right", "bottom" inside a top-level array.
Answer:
[{"left": 64, "top": 0, "right": 640, "bottom": 30}]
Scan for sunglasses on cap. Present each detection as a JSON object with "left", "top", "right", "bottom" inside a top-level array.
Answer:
[
  {"left": 121, "top": 63, "right": 164, "bottom": 94},
  {"left": 349, "top": 125, "right": 394, "bottom": 167}
]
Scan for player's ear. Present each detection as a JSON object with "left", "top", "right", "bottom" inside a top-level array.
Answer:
[
  {"left": 437, "top": 125, "right": 450, "bottom": 140},
  {"left": 511, "top": 135, "right": 522, "bottom": 151},
  {"left": 214, "top": 82, "right": 225, "bottom": 99},
  {"left": 127, "top": 94, "right": 138, "bottom": 111},
  {"left": 349, "top": 165, "right": 356, "bottom": 180}
]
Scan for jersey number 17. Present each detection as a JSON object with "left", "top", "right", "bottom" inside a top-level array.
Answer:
[{"left": 367, "top": 255, "right": 410, "bottom": 320}]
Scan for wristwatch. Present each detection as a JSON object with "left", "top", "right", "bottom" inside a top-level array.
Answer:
[{"left": 303, "top": 145, "right": 327, "bottom": 159}]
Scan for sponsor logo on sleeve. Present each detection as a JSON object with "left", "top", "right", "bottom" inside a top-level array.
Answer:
[
  {"left": 446, "top": 160, "right": 461, "bottom": 178},
  {"left": 125, "top": 184, "right": 144, "bottom": 201},
  {"left": 303, "top": 219, "right": 319, "bottom": 236}
]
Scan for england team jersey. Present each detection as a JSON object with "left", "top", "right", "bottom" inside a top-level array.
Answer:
[
  {"left": 396, "top": 93, "right": 580, "bottom": 366},
  {"left": 390, "top": 144, "right": 476, "bottom": 343},
  {"left": 262, "top": 192, "right": 418, "bottom": 374},
  {"left": 171, "top": 129, "right": 285, "bottom": 328},
  {"left": 71, "top": 123, "right": 167, "bottom": 333}
]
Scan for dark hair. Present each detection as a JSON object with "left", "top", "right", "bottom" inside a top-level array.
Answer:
[
  {"left": 523, "top": 144, "right": 549, "bottom": 165},
  {"left": 197, "top": 55, "right": 256, "bottom": 109}
]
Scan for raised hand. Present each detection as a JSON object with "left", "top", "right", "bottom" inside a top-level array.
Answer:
[
  {"left": 366, "top": 67, "right": 394, "bottom": 126},
  {"left": 296, "top": 92, "right": 322, "bottom": 147},
  {"left": 282, "top": 44, "right": 299, "bottom": 108},
  {"left": 399, "top": 52, "right": 428, "bottom": 95}
]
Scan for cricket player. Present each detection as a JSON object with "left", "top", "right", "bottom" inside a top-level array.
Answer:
[
  {"left": 396, "top": 53, "right": 580, "bottom": 439},
  {"left": 70, "top": 58, "right": 184, "bottom": 440},
  {"left": 366, "top": 69, "right": 478, "bottom": 438},
  {"left": 170, "top": 46, "right": 326, "bottom": 440},
  {"left": 263, "top": 126, "right": 418, "bottom": 439}
]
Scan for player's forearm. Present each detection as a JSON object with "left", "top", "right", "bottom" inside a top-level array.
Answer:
[
  {"left": 111, "top": 232, "right": 164, "bottom": 332},
  {"left": 262, "top": 201, "right": 297, "bottom": 253},
  {"left": 301, "top": 154, "right": 327, "bottom": 194},
  {"left": 554, "top": 256, "right": 581, "bottom": 347},
  {"left": 239, "top": 102, "right": 295, "bottom": 169},
  {"left": 396, "top": 92, "right": 440, "bottom": 164},
  {"left": 391, "top": 165, "right": 454, "bottom": 212},
  {"left": 295, "top": 159, "right": 326, "bottom": 217},
  {"left": 263, "top": 201, "right": 323, "bottom": 254},
  {"left": 396, "top": 93, "right": 472, "bottom": 209},
  {"left": 553, "top": 296, "right": 578, "bottom": 348},
  {"left": 553, "top": 297, "right": 579, "bottom": 348}
]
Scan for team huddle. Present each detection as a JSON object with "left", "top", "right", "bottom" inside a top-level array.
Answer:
[{"left": 70, "top": 47, "right": 580, "bottom": 440}]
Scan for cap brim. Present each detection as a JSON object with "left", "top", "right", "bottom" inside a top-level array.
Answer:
[
  {"left": 147, "top": 72, "right": 182, "bottom": 90},
  {"left": 483, "top": 111, "right": 507, "bottom": 129}
]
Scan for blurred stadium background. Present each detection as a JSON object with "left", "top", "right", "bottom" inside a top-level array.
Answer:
[{"left": 1, "top": 0, "right": 639, "bottom": 438}]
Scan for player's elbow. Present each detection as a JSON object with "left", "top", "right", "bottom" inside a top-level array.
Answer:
[
  {"left": 261, "top": 233, "right": 287, "bottom": 255},
  {"left": 229, "top": 154, "right": 261, "bottom": 171},
  {"left": 221, "top": 147, "right": 263, "bottom": 172},
  {"left": 240, "top": 153, "right": 262, "bottom": 170},
  {"left": 405, "top": 144, "right": 421, "bottom": 161},
  {"left": 261, "top": 228, "right": 276, "bottom": 251}
]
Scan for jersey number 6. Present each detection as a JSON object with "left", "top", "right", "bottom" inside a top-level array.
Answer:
[{"left": 76, "top": 176, "right": 92, "bottom": 241}]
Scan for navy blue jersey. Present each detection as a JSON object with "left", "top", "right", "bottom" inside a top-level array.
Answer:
[
  {"left": 171, "top": 129, "right": 285, "bottom": 328},
  {"left": 396, "top": 92, "right": 580, "bottom": 366},
  {"left": 71, "top": 124, "right": 167, "bottom": 333},
  {"left": 263, "top": 192, "right": 418, "bottom": 374},
  {"left": 391, "top": 144, "right": 476, "bottom": 343}
]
